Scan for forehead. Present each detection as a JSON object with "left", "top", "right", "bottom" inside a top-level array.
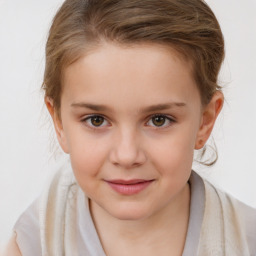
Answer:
[{"left": 61, "top": 42, "right": 200, "bottom": 110}]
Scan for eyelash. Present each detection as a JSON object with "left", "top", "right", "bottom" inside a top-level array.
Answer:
[
  {"left": 81, "top": 114, "right": 176, "bottom": 129},
  {"left": 81, "top": 115, "right": 110, "bottom": 129},
  {"left": 146, "top": 114, "right": 176, "bottom": 128}
]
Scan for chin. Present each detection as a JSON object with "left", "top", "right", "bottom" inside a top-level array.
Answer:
[{"left": 107, "top": 204, "right": 152, "bottom": 221}]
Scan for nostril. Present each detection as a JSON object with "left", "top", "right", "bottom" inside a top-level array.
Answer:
[{"left": 109, "top": 144, "right": 147, "bottom": 168}]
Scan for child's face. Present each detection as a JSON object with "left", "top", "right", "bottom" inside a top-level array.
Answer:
[{"left": 49, "top": 43, "right": 221, "bottom": 220}]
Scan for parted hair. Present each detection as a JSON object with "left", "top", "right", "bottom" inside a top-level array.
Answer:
[{"left": 43, "top": 0, "right": 225, "bottom": 165}]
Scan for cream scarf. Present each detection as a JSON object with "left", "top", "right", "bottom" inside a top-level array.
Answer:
[{"left": 39, "top": 168, "right": 251, "bottom": 256}]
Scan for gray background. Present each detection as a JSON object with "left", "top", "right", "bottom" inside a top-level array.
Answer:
[{"left": 0, "top": 0, "right": 255, "bottom": 247}]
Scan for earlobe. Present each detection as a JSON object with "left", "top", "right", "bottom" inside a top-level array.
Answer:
[
  {"left": 195, "top": 91, "right": 224, "bottom": 149},
  {"left": 45, "top": 97, "right": 69, "bottom": 153}
]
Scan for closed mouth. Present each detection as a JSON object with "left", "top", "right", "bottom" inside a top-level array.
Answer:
[
  {"left": 106, "top": 179, "right": 154, "bottom": 185},
  {"left": 105, "top": 179, "right": 155, "bottom": 195}
]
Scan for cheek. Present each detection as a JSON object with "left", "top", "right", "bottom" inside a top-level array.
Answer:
[
  {"left": 148, "top": 128, "right": 197, "bottom": 174},
  {"left": 152, "top": 131, "right": 196, "bottom": 158},
  {"left": 70, "top": 145, "right": 107, "bottom": 196},
  {"left": 65, "top": 130, "right": 109, "bottom": 184}
]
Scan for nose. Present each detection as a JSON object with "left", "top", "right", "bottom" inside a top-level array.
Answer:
[{"left": 109, "top": 128, "right": 147, "bottom": 169}]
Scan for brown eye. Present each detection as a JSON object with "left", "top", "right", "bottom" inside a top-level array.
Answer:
[
  {"left": 152, "top": 116, "right": 166, "bottom": 126},
  {"left": 83, "top": 115, "right": 108, "bottom": 128},
  {"left": 91, "top": 116, "right": 105, "bottom": 126},
  {"left": 147, "top": 115, "right": 174, "bottom": 128}
]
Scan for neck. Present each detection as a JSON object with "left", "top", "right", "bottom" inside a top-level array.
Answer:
[{"left": 90, "top": 183, "right": 190, "bottom": 255}]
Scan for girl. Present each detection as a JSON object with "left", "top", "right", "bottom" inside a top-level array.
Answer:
[{"left": 5, "top": 0, "right": 256, "bottom": 255}]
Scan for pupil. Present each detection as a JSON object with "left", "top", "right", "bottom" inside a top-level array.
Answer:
[
  {"left": 153, "top": 116, "right": 165, "bottom": 126},
  {"left": 92, "top": 116, "right": 104, "bottom": 126}
]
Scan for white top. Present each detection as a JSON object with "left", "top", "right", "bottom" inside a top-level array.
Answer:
[{"left": 14, "top": 171, "right": 256, "bottom": 255}]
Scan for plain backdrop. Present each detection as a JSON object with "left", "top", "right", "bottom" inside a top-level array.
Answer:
[{"left": 0, "top": 0, "right": 256, "bottom": 246}]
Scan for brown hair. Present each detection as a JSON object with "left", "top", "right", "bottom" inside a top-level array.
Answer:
[{"left": 43, "top": 0, "right": 225, "bottom": 164}]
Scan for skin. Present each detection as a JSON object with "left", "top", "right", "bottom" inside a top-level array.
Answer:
[
  {"left": 6, "top": 42, "right": 223, "bottom": 255},
  {"left": 3, "top": 233, "right": 22, "bottom": 256}
]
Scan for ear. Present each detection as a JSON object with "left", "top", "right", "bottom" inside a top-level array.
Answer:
[
  {"left": 195, "top": 91, "right": 224, "bottom": 149},
  {"left": 45, "top": 97, "right": 69, "bottom": 153}
]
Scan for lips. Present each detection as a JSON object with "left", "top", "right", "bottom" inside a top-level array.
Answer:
[{"left": 105, "top": 179, "right": 154, "bottom": 195}]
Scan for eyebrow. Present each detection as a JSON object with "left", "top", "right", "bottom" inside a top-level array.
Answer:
[
  {"left": 71, "top": 102, "right": 186, "bottom": 112},
  {"left": 71, "top": 103, "right": 111, "bottom": 111},
  {"left": 142, "top": 102, "right": 186, "bottom": 112}
]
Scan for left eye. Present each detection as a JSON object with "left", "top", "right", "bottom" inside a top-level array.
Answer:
[
  {"left": 83, "top": 115, "right": 109, "bottom": 127},
  {"left": 147, "top": 115, "right": 174, "bottom": 127}
]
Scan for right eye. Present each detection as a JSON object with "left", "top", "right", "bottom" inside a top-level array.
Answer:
[
  {"left": 82, "top": 115, "right": 109, "bottom": 128},
  {"left": 146, "top": 114, "right": 175, "bottom": 128}
]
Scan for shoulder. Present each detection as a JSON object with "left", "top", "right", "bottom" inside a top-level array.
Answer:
[
  {"left": 8, "top": 164, "right": 76, "bottom": 256},
  {"left": 203, "top": 177, "right": 256, "bottom": 222},
  {"left": 202, "top": 177, "right": 256, "bottom": 254},
  {"left": 13, "top": 198, "right": 42, "bottom": 255},
  {"left": 2, "top": 233, "right": 22, "bottom": 256}
]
